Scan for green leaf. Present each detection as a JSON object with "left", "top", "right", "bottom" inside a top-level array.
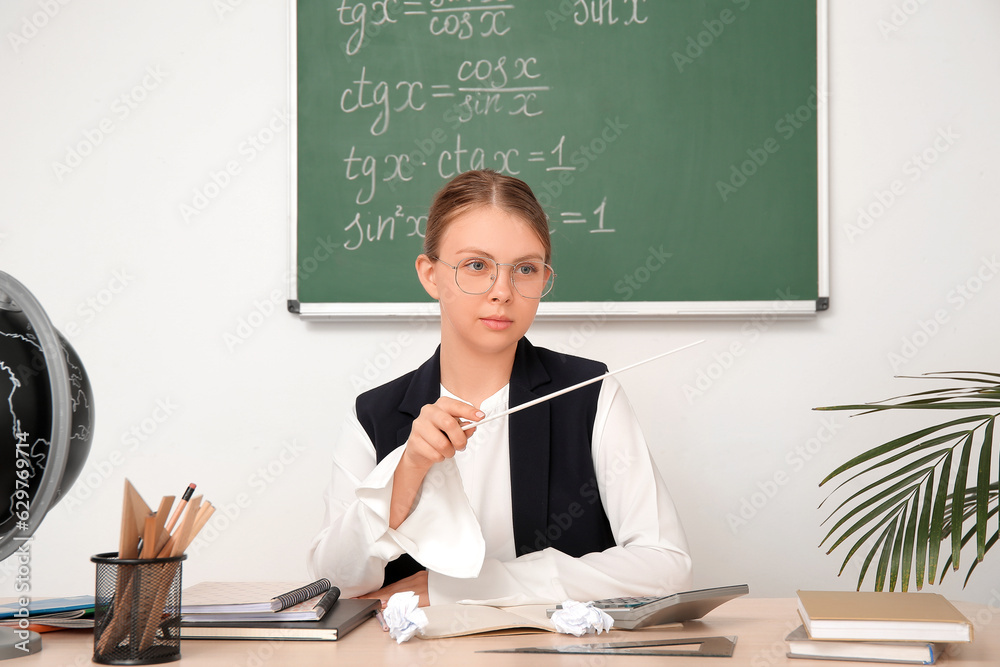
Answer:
[
  {"left": 821, "top": 447, "right": 951, "bottom": 517},
  {"left": 963, "top": 531, "right": 999, "bottom": 587},
  {"left": 950, "top": 433, "right": 976, "bottom": 570},
  {"left": 940, "top": 503, "right": 999, "bottom": 583},
  {"left": 818, "top": 372, "right": 1000, "bottom": 591},
  {"left": 857, "top": 522, "right": 894, "bottom": 591},
  {"left": 927, "top": 451, "right": 952, "bottom": 583},
  {"left": 976, "top": 417, "right": 995, "bottom": 559},
  {"left": 875, "top": 517, "right": 899, "bottom": 592},
  {"left": 858, "top": 401, "right": 1000, "bottom": 411},
  {"left": 839, "top": 518, "right": 897, "bottom": 577},
  {"left": 821, "top": 481, "right": 921, "bottom": 550},
  {"left": 914, "top": 472, "right": 934, "bottom": 590},
  {"left": 900, "top": 490, "right": 920, "bottom": 592},
  {"left": 819, "top": 416, "right": 984, "bottom": 486},
  {"left": 918, "top": 371, "right": 1000, "bottom": 383}
]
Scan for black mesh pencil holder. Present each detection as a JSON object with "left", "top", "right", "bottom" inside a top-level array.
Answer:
[{"left": 91, "top": 552, "right": 186, "bottom": 665}]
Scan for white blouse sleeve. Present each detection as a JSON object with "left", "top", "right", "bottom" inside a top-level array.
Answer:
[
  {"left": 427, "top": 376, "right": 693, "bottom": 606},
  {"left": 306, "top": 408, "right": 486, "bottom": 598}
]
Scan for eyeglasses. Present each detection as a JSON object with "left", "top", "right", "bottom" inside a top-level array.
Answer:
[{"left": 432, "top": 256, "right": 556, "bottom": 299}]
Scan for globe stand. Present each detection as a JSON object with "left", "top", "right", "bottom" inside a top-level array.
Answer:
[
  {"left": 0, "top": 628, "right": 41, "bottom": 660},
  {"left": 0, "top": 272, "right": 82, "bottom": 661}
]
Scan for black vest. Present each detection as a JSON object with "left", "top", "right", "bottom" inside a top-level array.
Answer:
[{"left": 355, "top": 337, "right": 617, "bottom": 586}]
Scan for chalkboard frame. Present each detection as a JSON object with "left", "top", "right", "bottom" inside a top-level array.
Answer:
[{"left": 288, "top": 0, "right": 830, "bottom": 321}]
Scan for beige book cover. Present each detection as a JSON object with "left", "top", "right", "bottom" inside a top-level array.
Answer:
[{"left": 796, "top": 591, "right": 972, "bottom": 642}]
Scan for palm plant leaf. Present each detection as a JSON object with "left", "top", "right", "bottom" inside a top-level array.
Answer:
[
  {"left": 858, "top": 522, "right": 894, "bottom": 590},
  {"left": 939, "top": 499, "right": 1000, "bottom": 584},
  {"left": 927, "top": 450, "right": 952, "bottom": 582},
  {"left": 875, "top": 516, "right": 899, "bottom": 591},
  {"left": 899, "top": 493, "right": 920, "bottom": 591},
  {"left": 975, "top": 418, "right": 995, "bottom": 559},
  {"left": 820, "top": 482, "right": 920, "bottom": 552},
  {"left": 961, "top": 531, "right": 999, "bottom": 586},
  {"left": 950, "top": 433, "right": 975, "bottom": 570},
  {"left": 838, "top": 516, "right": 897, "bottom": 577},
  {"left": 820, "top": 448, "right": 952, "bottom": 518},
  {"left": 817, "top": 372, "right": 1000, "bottom": 591},
  {"left": 818, "top": 416, "right": 983, "bottom": 487},
  {"left": 914, "top": 472, "right": 934, "bottom": 589}
]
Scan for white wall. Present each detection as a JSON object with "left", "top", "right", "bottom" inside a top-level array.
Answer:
[{"left": 2, "top": 1, "right": 998, "bottom": 606}]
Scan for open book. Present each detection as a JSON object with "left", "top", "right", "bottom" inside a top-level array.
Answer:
[
  {"left": 419, "top": 584, "right": 747, "bottom": 638},
  {"left": 420, "top": 604, "right": 557, "bottom": 638}
]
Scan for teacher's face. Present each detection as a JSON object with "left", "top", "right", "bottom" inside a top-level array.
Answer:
[{"left": 420, "top": 205, "right": 545, "bottom": 358}]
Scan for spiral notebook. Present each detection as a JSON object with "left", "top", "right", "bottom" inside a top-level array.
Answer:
[{"left": 181, "top": 580, "right": 335, "bottom": 620}]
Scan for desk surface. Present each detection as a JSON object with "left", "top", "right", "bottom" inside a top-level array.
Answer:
[{"left": 15, "top": 597, "right": 999, "bottom": 666}]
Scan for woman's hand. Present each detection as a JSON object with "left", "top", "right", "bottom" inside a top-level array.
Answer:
[
  {"left": 402, "top": 398, "right": 484, "bottom": 470},
  {"left": 389, "top": 397, "right": 484, "bottom": 528},
  {"left": 362, "top": 570, "right": 430, "bottom": 608}
]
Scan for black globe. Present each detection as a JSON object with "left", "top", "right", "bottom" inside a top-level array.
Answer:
[{"left": 0, "top": 276, "right": 94, "bottom": 560}]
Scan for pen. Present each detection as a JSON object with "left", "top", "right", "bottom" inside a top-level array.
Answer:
[
  {"left": 461, "top": 340, "right": 704, "bottom": 430},
  {"left": 375, "top": 609, "right": 389, "bottom": 631},
  {"left": 164, "top": 483, "right": 196, "bottom": 533}
]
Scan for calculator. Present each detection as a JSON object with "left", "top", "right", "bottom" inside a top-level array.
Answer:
[{"left": 547, "top": 584, "right": 749, "bottom": 630}]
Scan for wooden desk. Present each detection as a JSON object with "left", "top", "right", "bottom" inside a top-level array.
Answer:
[{"left": 15, "top": 598, "right": 999, "bottom": 666}]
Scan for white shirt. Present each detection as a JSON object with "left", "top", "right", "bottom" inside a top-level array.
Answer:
[{"left": 307, "top": 375, "right": 693, "bottom": 606}]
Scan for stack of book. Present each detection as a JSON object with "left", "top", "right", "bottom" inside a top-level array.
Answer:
[
  {"left": 788, "top": 590, "right": 973, "bottom": 665},
  {"left": 180, "top": 579, "right": 380, "bottom": 641},
  {"left": 0, "top": 596, "right": 95, "bottom": 632}
]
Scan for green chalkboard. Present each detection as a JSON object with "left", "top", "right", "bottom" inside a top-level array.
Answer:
[{"left": 291, "top": 0, "right": 828, "bottom": 318}]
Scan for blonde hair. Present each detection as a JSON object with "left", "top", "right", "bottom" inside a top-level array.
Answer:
[{"left": 424, "top": 170, "right": 551, "bottom": 263}]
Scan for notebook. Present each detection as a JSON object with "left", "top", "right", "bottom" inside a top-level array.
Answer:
[
  {"left": 181, "top": 580, "right": 331, "bottom": 615},
  {"left": 182, "top": 588, "right": 341, "bottom": 623},
  {"left": 181, "top": 599, "right": 381, "bottom": 641}
]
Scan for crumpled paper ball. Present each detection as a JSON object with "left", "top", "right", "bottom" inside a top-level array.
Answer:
[
  {"left": 383, "top": 591, "right": 428, "bottom": 643},
  {"left": 550, "top": 599, "right": 615, "bottom": 636}
]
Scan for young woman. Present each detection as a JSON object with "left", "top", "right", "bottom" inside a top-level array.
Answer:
[{"left": 308, "top": 170, "right": 692, "bottom": 607}]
